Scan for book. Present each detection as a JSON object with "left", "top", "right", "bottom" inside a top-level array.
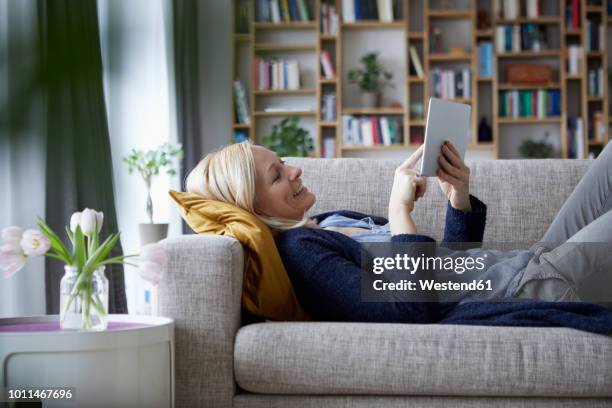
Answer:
[
  {"left": 380, "top": 117, "right": 391, "bottom": 145},
  {"left": 322, "top": 93, "right": 337, "bottom": 121},
  {"left": 342, "top": 0, "right": 355, "bottom": 22},
  {"left": 377, "top": 0, "right": 394, "bottom": 22},
  {"left": 409, "top": 46, "right": 424, "bottom": 78},
  {"left": 320, "top": 51, "right": 336, "bottom": 79},
  {"left": 270, "top": 0, "right": 281, "bottom": 23},
  {"left": 233, "top": 80, "right": 251, "bottom": 125},
  {"left": 322, "top": 137, "right": 336, "bottom": 158},
  {"left": 478, "top": 41, "right": 493, "bottom": 77},
  {"left": 280, "top": 0, "right": 291, "bottom": 22}
]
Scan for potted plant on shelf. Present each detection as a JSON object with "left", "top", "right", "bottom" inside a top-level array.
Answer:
[
  {"left": 348, "top": 52, "right": 394, "bottom": 108},
  {"left": 123, "top": 142, "right": 183, "bottom": 245},
  {"left": 262, "top": 116, "right": 314, "bottom": 157},
  {"left": 0, "top": 212, "right": 166, "bottom": 331}
]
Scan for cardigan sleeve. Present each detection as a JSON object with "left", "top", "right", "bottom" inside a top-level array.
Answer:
[
  {"left": 276, "top": 228, "right": 439, "bottom": 323},
  {"left": 442, "top": 194, "right": 487, "bottom": 246}
]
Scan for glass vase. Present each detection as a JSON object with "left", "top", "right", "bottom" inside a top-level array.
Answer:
[{"left": 59, "top": 265, "right": 109, "bottom": 331}]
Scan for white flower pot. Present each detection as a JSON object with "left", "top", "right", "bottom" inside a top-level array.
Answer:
[
  {"left": 361, "top": 91, "right": 380, "bottom": 108},
  {"left": 139, "top": 223, "right": 169, "bottom": 246}
]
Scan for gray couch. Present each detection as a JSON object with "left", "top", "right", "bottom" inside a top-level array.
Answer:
[{"left": 159, "top": 158, "right": 612, "bottom": 407}]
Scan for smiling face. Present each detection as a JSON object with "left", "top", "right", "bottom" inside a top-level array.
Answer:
[{"left": 252, "top": 145, "right": 316, "bottom": 221}]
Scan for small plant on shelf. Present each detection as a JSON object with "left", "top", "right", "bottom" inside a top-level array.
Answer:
[
  {"left": 262, "top": 116, "right": 313, "bottom": 157},
  {"left": 348, "top": 52, "right": 393, "bottom": 108},
  {"left": 519, "top": 133, "right": 555, "bottom": 158}
]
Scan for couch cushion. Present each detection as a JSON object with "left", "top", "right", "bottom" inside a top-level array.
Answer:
[
  {"left": 234, "top": 322, "right": 612, "bottom": 397},
  {"left": 288, "top": 158, "right": 592, "bottom": 245}
]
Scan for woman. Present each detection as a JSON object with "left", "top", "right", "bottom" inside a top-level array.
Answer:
[{"left": 186, "top": 140, "right": 612, "bottom": 322}]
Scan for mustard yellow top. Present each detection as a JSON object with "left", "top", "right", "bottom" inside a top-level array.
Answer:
[{"left": 169, "top": 190, "right": 308, "bottom": 321}]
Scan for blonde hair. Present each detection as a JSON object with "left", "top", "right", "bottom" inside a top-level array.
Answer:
[{"left": 185, "top": 140, "right": 314, "bottom": 232}]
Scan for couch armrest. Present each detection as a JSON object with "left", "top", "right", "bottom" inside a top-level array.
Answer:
[{"left": 158, "top": 234, "right": 243, "bottom": 408}]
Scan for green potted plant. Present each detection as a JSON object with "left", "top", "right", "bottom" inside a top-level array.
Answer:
[
  {"left": 348, "top": 52, "right": 394, "bottom": 108},
  {"left": 518, "top": 133, "right": 556, "bottom": 158},
  {"left": 261, "top": 116, "right": 314, "bottom": 157},
  {"left": 123, "top": 142, "right": 183, "bottom": 245}
]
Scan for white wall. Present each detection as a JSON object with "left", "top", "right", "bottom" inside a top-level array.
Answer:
[
  {"left": 198, "top": 0, "right": 233, "bottom": 155},
  {"left": 98, "top": 0, "right": 180, "bottom": 315}
]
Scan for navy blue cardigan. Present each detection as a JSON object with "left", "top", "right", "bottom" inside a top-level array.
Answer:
[
  {"left": 275, "top": 196, "right": 612, "bottom": 334},
  {"left": 275, "top": 195, "right": 486, "bottom": 323}
]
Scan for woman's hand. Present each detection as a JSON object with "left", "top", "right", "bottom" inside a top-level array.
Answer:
[
  {"left": 437, "top": 141, "right": 471, "bottom": 212},
  {"left": 390, "top": 145, "right": 427, "bottom": 213},
  {"left": 389, "top": 146, "right": 426, "bottom": 235}
]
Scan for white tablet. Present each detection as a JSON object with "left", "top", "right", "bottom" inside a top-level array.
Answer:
[{"left": 419, "top": 98, "right": 471, "bottom": 177}]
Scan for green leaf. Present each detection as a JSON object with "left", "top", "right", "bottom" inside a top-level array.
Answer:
[
  {"left": 73, "top": 227, "right": 86, "bottom": 269},
  {"left": 82, "top": 233, "right": 120, "bottom": 276},
  {"left": 36, "top": 217, "right": 71, "bottom": 263}
]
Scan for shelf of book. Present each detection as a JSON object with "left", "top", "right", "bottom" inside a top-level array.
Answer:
[
  {"left": 427, "top": 10, "right": 471, "bottom": 19},
  {"left": 496, "top": 16, "right": 561, "bottom": 24},
  {"left": 498, "top": 117, "right": 562, "bottom": 124},
  {"left": 588, "top": 140, "right": 607, "bottom": 145},
  {"left": 407, "top": 32, "right": 425, "bottom": 39},
  {"left": 253, "top": 22, "right": 316, "bottom": 29},
  {"left": 475, "top": 29, "right": 494, "bottom": 37},
  {"left": 254, "top": 43, "right": 317, "bottom": 52},
  {"left": 319, "top": 78, "right": 338, "bottom": 83},
  {"left": 254, "top": 88, "right": 317, "bottom": 95},
  {"left": 585, "top": 5, "right": 603, "bottom": 12},
  {"left": 407, "top": 76, "right": 424, "bottom": 82},
  {"left": 342, "top": 107, "right": 404, "bottom": 115},
  {"left": 407, "top": 121, "right": 425, "bottom": 127},
  {"left": 232, "top": 123, "right": 251, "bottom": 129},
  {"left": 254, "top": 111, "right": 317, "bottom": 116},
  {"left": 320, "top": 34, "right": 338, "bottom": 40},
  {"left": 233, "top": 34, "right": 251, "bottom": 42},
  {"left": 428, "top": 53, "right": 472, "bottom": 61},
  {"left": 341, "top": 144, "right": 409, "bottom": 151},
  {"left": 497, "top": 50, "right": 562, "bottom": 58},
  {"left": 319, "top": 121, "right": 338, "bottom": 127},
  {"left": 498, "top": 83, "right": 561, "bottom": 90},
  {"left": 341, "top": 21, "right": 405, "bottom": 29}
]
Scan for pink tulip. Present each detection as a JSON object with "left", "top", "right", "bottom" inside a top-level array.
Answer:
[
  {"left": 20, "top": 229, "right": 51, "bottom": 257},
  {"left": 2, "top": 226, "right": 23, "bottom": 240},
  {"left": 138, "top": 261, "right": 164, "bottom": 285},
  {"left": 0, "top": 249, "right": 26, "bottom": 278},
  {"left": 138, "top": 243, "right": 166, "bottom": 285}
]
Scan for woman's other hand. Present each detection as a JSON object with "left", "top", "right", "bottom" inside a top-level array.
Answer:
[
  {"left": 437, "top": 141, "right": 471, "bottom": 212},
  {"left": 389, "top": 145, "right": 427, "bottom": 213}
]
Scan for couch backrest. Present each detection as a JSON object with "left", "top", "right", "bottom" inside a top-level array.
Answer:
[{"left": 287, "top": 158, "right": 592, "bottom": 245}]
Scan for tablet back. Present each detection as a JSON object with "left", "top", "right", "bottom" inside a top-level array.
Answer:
[{"left": 420, "top": 98, "right": 471, "bottom": 177}]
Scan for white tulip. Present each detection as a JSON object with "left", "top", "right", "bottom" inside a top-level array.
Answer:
[
  {"left": 138, "top": 242, "right": 166, "bottom": 285},
  {"left": 20, "top": 229, "right": 51, "bottom": 257},
  {"left": 2, "top": 226, "right": 23, "bottom": 241},
  {"left": 95, "top": 211, "right": 104, "bottom": 232},
  {"left": 0, "top": 248, "right": 26, "bottom": 278},
  {"left": 70, "top": 212, "right": 82, "bottom": 233},
  {"left": 79, "top": 208, "right": 99, "bottom": 236}
]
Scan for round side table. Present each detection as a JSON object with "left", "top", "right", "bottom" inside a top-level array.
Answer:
[{"left": 0, "top": 314, "right": 174, "bottom": 408}]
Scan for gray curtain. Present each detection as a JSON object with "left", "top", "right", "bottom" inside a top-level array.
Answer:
[
  {"left": 172, "top": 0, "right": 203, "bottom": 233},
  {"left": 40, "top": 0, "right": 127, "bottom": 314}
]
